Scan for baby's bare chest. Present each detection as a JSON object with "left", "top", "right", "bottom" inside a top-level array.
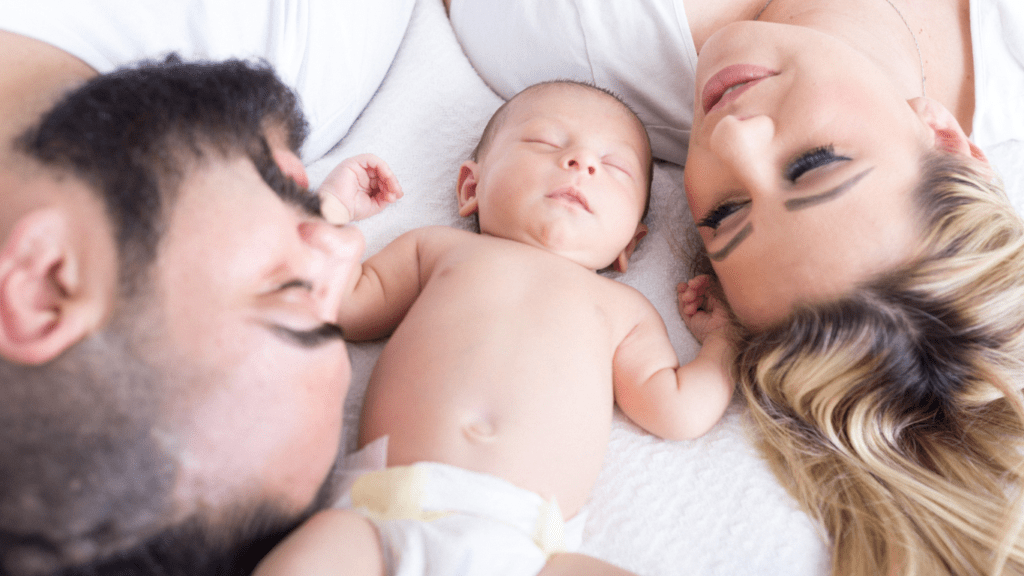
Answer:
[
  {"left": 387, "top": 242, "right": 640, "bottom": 377},
  {"left": 421, "top": 243, "right": 631, "bottom": 332}
]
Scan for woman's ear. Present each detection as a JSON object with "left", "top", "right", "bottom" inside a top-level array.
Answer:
[
  {"left": 457, "top": 160, "right": 480, "bottom": 217},
  {"left": 909, "top": 97, "right": 990, "bottom": 165},
  {"left": 611, "top": 223, "right": 649, "bottom": 274},
  {"left": 0, "top": 209, "right": 109, "bottom": 365}
]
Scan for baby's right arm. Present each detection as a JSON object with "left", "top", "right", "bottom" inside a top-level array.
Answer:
[
  {"left": 318, "top": 153, "right": 403, "bottom": 225},
  {"left": 316, "top": 154, "right": 424, "bottom": 341},
  {"left": 337, "top": 227, "right": 428, "bottom": 341}
]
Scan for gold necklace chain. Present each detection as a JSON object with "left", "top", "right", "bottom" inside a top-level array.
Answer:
[{"left": 753, "top": 0, "right": 927, "bottom": 97}]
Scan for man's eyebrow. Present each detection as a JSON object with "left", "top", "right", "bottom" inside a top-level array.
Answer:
[
  {"left": 275, "top": 175, "right": 323, "bottom": 218},
  {"left": 253, "top": 138, "right": 322, "bottom": 217},
  {"left": 709, "top": 222, "right": 753, "bottom": 262},
  {"left": 784, "top": 167, "right": 875, "bottom": 211}
]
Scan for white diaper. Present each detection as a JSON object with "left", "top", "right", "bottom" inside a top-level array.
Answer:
[{"left": 348, "top": 461, "right": 587, "bottom": 576}]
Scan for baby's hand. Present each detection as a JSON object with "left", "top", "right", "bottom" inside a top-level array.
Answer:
[
  {"left": 318, "top": 153, "right": 403, "bottom": 224},
  {"left": 677, "top": 275, "right": 731, "bottom": 344}
]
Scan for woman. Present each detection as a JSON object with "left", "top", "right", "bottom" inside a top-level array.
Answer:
[{"left": 447, "top": 0, "right": 1024, "bottom": 573}]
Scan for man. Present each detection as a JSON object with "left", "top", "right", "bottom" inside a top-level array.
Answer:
[{"left": 0, "top": 51, "right": 365, "bottom": 574}]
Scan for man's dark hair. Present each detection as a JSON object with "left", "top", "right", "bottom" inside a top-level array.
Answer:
[{"left": 1, "top": 56, "right": 319, "bottom": 576}]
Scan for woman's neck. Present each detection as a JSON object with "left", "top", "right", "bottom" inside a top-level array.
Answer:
[{"left": 685, "top": 0, "right": 975, "bottom": 133}]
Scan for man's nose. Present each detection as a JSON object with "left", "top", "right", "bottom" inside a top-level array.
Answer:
[
  {"left": 709, "top": 114, "right": 776, "bottom": 190},
  {"left": 298, "top": 219, "right": 365, "bottom": 322}
]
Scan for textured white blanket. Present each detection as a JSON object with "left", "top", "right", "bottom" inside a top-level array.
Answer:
[{"left": 306, "top": 0, "right": 1023, "bottom": 573}]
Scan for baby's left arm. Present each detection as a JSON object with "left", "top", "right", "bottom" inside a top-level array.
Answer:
[{"left": 612, "top": 281, "right": 735, "bottom": 441}]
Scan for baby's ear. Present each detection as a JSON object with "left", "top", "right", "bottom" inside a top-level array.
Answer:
[
  {"left": 456, "top": 161, "right": 480, "bottom": 217},
  {"left": 611, "top": 223, "right": 649, "bottom": 274},
  {"left": 909, "top": 97, "right": 990, "bottom": 165}
]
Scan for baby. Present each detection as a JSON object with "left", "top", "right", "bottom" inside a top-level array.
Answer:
[{"left": 256, "top": 81, "right": 734, "bottom": 576}]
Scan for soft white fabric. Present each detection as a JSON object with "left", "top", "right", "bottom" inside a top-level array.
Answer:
[
  {"left": 314, "top": 1, "right": 831, "bottom": 574},
  {"left": 450, "top": 0, "right": 1024, "bottom": 207},
  {"left": 1, "top": 0, "right": 415, "bottom": 163},
  {"left": 350, "top": 462, "right": 586, "bottom": 576},
  {"left": 8, "top": 1, "right": 1019, "bottom": 574},
  {"left": 971, "top": 0, "right": 1024, "bottom": 216},
  {"left": 448, "top": 0, "right": 698, "bottom": 167}
]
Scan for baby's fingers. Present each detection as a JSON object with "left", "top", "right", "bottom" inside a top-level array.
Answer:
[
  {"left": 360, "top": 154, "right": 404, "bottom": 201},
  {"left": 677, "top": 282, "right": 702, "bottom": 317}
]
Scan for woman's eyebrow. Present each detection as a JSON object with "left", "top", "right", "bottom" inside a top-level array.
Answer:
[
  {"left": 784, "top": 167, "right": 875, "bottom": 211},
  {"left": 707, "top": 167, "right": 875, "bottom": 262},
  {"left": 709, "top": 222, "right": 753, "bottom": 262}
]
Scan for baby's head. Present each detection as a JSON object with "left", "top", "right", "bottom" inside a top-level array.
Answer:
[{"left": 457, "top": 81, "right": 653, "bottom": 272}]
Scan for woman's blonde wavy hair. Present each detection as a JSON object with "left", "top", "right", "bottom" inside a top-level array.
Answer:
[{"left": 715, "top": 152, "right": 1024, "bottom": 575}]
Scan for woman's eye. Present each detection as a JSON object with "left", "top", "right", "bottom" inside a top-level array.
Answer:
[
  {"left": 785, "top": 145, "right": 851, "bottom": 182},
  {"left": 697, "top": 200, "right": 749, "bottom": 230}
]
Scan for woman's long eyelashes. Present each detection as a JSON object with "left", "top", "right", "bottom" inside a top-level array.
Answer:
[
  {"left": 698, "top": 200, "right": 748, "bottom": 229},
  {"left": 785, "top": 145, "right": 851, "bottom": 182}
]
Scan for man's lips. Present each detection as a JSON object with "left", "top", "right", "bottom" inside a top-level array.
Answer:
[
  {"left": 702, "top": 64, "right": 778, "bottom": 114},
  {"left": 547, "top": 187, "right": 591, "bottom": 212}
]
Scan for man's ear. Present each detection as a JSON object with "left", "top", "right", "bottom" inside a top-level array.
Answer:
[
  {"left": 0, "top": 209, "right": 106, "bottom": 365},
  {"left": 457, "top": 160, "right": 480, "bottom": 217},
  {"left": 909, "top": 96, "right": 990, "bottom": 165},
  {"left": 611, "top": 223, "right": 649, "bottom": 274}
]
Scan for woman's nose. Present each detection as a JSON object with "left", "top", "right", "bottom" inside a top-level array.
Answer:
[
  {"left": 709, "top": 114, "right": 776, "bottom": 188},
  {"left": 298, "top": 219, "right": 365, "bottom": 322}
]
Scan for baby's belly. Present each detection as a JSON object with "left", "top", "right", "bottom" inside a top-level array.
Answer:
[{"left": 359, "top": 318, "right": 615, "bottom": 518}]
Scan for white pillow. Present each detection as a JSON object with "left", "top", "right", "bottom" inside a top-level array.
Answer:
[{"left": 3, "top": 0, "right": 416, "bottom": 162}]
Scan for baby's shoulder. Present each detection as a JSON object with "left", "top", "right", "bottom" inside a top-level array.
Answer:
[
  {"left": 402, "top": 224, "right": 478, "bottom": 251},
  {"left": 596, "top": 276, "right": 661, "bottom": 316}
]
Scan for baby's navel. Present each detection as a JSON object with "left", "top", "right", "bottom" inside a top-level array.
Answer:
[{"left": 462, "top": 415, "right": 498, "bottom": 443}]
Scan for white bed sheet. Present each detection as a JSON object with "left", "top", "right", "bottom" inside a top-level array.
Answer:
[{"left": 305, "top": 0, "right": 1023, "bottom": 573}]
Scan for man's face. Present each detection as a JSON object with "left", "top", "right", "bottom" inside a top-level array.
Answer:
[{"left": 151, "top": 138, "right": 364, "bottom": 514}]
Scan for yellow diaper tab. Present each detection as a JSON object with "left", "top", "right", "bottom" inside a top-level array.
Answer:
[
  {"left": 349, "top": 463, "right": 573, "bottom": 558},
  {"left": 532, "top": 496, "right": 568, "bottom": 557},
  {"left": 350, "top": 465, "right": 451, "bottom": 523}
]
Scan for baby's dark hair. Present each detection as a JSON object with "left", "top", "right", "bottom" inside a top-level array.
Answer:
[{"left": 471, "top": 80, "right": 654, "bottom": 220}]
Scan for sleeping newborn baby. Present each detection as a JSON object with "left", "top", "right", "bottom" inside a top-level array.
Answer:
[{"left": 256, "top": 81, "right": 735, "bottom": 576}]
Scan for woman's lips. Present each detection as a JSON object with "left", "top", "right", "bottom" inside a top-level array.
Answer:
[{"left": 702, "top": 64, "right": 778, "bottom": 114}]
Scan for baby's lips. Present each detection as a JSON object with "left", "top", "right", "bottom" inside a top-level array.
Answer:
[{"left": 321, "top": 194, "right": 352, "bottom": 225}]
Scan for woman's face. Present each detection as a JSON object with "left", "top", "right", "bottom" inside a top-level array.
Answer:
[{"left": 684, "top": 20, "right": 932, "bottom": 328}]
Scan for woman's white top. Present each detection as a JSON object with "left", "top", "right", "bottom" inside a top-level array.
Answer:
[{"left": 450, "top": 0, "right": 1023, "bottom": 205}]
